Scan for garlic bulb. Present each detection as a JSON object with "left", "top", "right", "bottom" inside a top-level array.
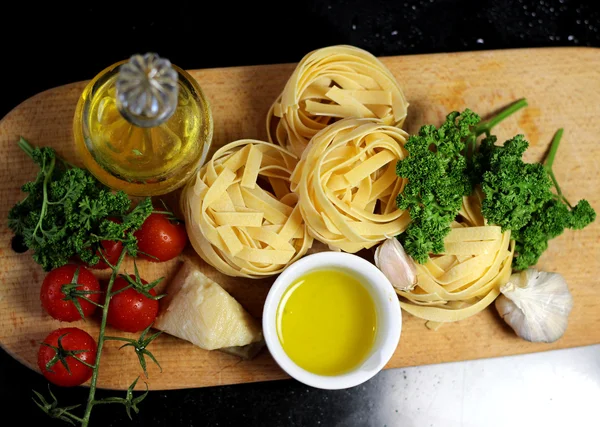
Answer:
[
  {"left": 495, "top": 269, "right": 573, "bottom": 343},
  {"left": 374, "top": 238, "right": 417, "bottom": 291}
]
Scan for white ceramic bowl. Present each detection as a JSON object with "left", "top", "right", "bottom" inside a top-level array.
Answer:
[{"left": 262, "top": 251, "right": 402, "bottom": 390}]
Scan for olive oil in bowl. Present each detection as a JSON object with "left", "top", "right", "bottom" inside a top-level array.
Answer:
[
  {"left": 263, "top": 252, "right": 402, "bottom": 390},
  {"left": 276, "top": 269, "right": 378, "bottom": 376}
]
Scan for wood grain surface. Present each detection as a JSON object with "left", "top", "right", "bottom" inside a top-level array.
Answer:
[{"left": 0, "top": 47, "right": 599, "bottom": 391}]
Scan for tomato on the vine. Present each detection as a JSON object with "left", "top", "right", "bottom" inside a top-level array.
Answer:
[
  {"left": 40, "top": 264, "right": 101, "bottom": 322},
  {"left": 87, "top": 239, "right": 123, "bottom": 270},
  {"left": 134, "top": 212, "right": 187, "bottom": 262},
  {"left": 107, "top": 275, "right": 159, "bottom": 332},
  {"left": 37, "top": 327, "right": 97, "bottom": 387},
  {"left": 84, "top": 218, "right": 124, "bottom": 269}
]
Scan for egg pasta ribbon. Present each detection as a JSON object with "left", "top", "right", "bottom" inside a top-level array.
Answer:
[
  {"left": 267, "top": 45, "right": 409, "bottom": 157},
  {"left": 181, "top": 140, "right": 313, "bottom": 278},
  {"left": 291, "top": 118, "right": 410, "bottom": 253}
]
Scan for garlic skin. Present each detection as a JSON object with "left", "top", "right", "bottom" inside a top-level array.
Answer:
[
  {"left": 374, "top": 238, "right": 417, "bottom": 291},
  {"left": 495, "top": 269, "right": 574, "bottom": 343}
]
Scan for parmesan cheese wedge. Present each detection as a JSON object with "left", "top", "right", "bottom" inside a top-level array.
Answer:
[{"left": 154, "top": 260, "right": 264, "bottom": 358}]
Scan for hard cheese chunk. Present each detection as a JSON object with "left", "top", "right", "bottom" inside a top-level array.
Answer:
[{"left": 154, "top": 260, "right": 263, "bottom": 353}]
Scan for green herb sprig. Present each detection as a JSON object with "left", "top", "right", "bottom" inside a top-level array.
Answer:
[
  {"left": 476, "top": 128, "right": 596, "bottom": 270},
  {"left": 8, "top": 138, "right": 152, "bottom": 271},
  {"left": 395, "top": 99, "right": 596, "bottom": 270},
  {"left": 395, "top": 99, "right": 528, "bottom": 264}
]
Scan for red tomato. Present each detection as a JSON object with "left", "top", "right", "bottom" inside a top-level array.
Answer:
[
  {"left": 37, "top": 327, "right": 97, "bottom": 387},
  {"left": 107, "top": 275, "right": 159, "bottom": 332},
  {"left": 134, "top": 213, "right": 187, "bottom": 262},
  {"left": 87, "top": 239, "right": 123, "bottom": 270},
  {"left": 84, "top": 218, "right": 124, "bottom": 269},
  {"left": 40, "top": 265, "right": 102, "bottom": 322}
]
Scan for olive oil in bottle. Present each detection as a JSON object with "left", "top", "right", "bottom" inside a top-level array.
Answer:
[{"left": 73, "top": 53, "right": 213, "bottom": 196}]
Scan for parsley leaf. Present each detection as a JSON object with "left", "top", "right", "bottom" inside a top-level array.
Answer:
[{"left": 8, "top": 138, "right": 152, "bottom": 271}]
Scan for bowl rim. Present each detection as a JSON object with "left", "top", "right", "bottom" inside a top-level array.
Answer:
[{"left": 262, "top": 251, "right": 402, "bottom": 390}]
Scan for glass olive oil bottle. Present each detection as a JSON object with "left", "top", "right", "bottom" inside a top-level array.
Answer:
[{"left": 73, "top": 53, "right": 213, "bottom": 196}]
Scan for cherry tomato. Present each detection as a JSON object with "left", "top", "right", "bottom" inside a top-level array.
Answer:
[
  {"left": 37, "top": 327, "right": 97, "bottom": 387},
  {"left": 87, "top": 238, "right": 123, "bottom": 270},
  {"left": 85, "top": 218, "right": 124, "bottom": 269},
  {"left": 40, "top": 265, "right": 101, "bottom": 322},
  {"left": 134, "top": 213, "right": 187, "bottom": 262},
  {"left": 107, "top": 275, "right": 159, "bottom": 332}
]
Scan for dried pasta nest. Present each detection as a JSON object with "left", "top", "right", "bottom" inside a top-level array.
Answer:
[
  {"left": 291, "top": 118, "right": 410, "bottom": 253},
  {"left": 181, "top": 140, "right": 313, "bottom": 278},
  {"left": 398, "top": 191, "right": 515, "bottom": 329},
  {"left": 267, "top": 45, "right": 409, "bottom": 157}
]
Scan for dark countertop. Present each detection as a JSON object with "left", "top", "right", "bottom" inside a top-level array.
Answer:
[{"left": 1, "top": 1, "right": 598, "bottom": 426}]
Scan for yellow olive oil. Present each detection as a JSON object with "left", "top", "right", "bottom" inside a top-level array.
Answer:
[
  {"left": 276, "top": 269, "right": 377, "bottom": 376},
  {"left": 73, "top": 57, "right": 213, "bottom": 196}
]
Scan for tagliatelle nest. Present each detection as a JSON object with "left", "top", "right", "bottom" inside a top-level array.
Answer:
[
  {"left": 267, "top": 45, "right": 409, "bottom": 157},
  {"left": 398, "top": 191, "right": 515, "bottom": 329},
  {"left": 291, "top": 118, "right": 410, "bottom": 253},
  {"left": 181, "top": 140, "right": 313, "bottom": 278}
]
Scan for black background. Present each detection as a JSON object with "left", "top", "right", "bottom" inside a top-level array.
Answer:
[{"left": 1, "top": 1, "right": 599, "bottom": 426}]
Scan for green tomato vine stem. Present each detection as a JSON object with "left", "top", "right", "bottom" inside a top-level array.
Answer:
[{"left": 80, "top": 249, "right": 127, "bottom": 427}]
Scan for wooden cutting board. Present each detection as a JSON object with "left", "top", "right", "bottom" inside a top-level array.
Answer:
[{"left": 1, "top": 47, "right": 599, "bottom": 391}]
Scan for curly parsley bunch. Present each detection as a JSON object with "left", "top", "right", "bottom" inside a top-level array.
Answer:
[
  {"left": 395, "top": 100, "right": 596, "bottom": 270},
  {"left": 8, "top": 138, "right": 152, "bottom": 271}
]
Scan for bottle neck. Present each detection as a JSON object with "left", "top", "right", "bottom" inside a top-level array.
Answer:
[{"left": 116, "top": 53, "right": 179, "bottom": 128}]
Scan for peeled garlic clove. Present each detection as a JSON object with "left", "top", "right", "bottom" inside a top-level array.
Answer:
[
  {"left": 495, "top": 269, "right": 574, "bottom": 343},
  {"left": 374, "top": 238, "right": 417, "bottom": 291}
]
